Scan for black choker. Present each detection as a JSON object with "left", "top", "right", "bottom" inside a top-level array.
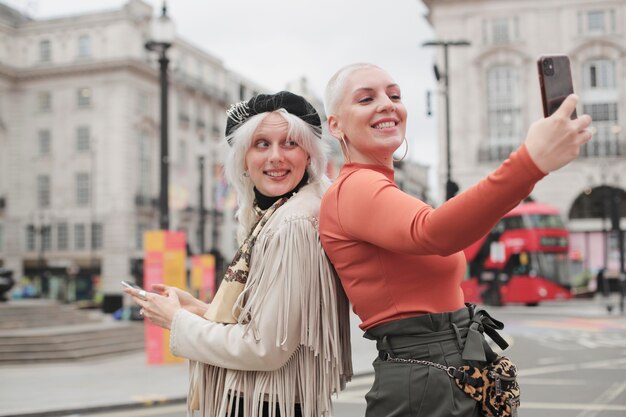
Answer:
[{"left": 254, "top": 171, "right": 310, "bottom": 210}]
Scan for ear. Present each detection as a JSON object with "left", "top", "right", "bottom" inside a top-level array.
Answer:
[{"left": 327, "top": 114, "right": 342, "bottom": 140}]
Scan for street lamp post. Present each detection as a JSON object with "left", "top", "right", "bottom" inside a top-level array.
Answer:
[
  {"left": 198, "top": 154, "right": 206, "bottom": 253},
  {"left": 145, "top": 2, "right": 175, "bottom": 230},
  {"left": 31, "top": 212, "right": 51, "bottom": 297},
  {"left": 422, "top": 40, "right": 471, "bottom": 200}
]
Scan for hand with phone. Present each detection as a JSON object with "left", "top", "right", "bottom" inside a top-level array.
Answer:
[
  {"left": 122, "top": 280, "right": 181, "bottom": 329},
  {"left": 121, "top": 280, "right": 149, "bottom": 301}
]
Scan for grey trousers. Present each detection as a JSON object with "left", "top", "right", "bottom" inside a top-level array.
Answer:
[{"left": 363, "top": 307, "right": 484, "bottom": 417}]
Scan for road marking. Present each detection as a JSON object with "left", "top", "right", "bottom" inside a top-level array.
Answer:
[
  {"left": 574, "top": 380, "right": 626, "bottom": 417},
  {"left": 522, "top": 402, "right": 626, "bottom": 412},
  {"left": 519, "top": 377, "right": 585, "bottom": 385},
  {"left": 536, "top": 356, "right": 565, "bottom": 365},
  {"left": 520, "top": 356, "right": 626, "bottom": 376}
]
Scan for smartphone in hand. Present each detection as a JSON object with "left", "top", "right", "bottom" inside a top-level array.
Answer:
[
  {"left": 121, "top": 280, "right": 143, "bottom": 291},
  {"left": 537, "top": 54, "right": 577, "bottom": 119}
]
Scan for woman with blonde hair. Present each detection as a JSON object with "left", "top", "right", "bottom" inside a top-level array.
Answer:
[{"left": 126, "top": 91, "right": 352, "bottom": 417}]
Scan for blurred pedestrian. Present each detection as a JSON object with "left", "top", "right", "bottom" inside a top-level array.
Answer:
[
  {"left": 319, "top": 62, "right": 592, "bottom": 416},
  {"left": 125, "top": 91, "right": 352, "bottom": 417}
]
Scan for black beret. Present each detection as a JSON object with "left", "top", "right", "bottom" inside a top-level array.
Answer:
[{"left": 225, "top": 91, "right": 321, "bottom": 144}]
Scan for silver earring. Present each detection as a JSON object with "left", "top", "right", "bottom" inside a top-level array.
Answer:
[
  {"left": 243, "top": 171, "right": 249, "bottom": 177},
  {"left": 393, "top": 137, "right": 409, "bottom": 163}
]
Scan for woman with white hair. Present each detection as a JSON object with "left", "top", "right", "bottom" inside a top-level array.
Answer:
[{"left": 125, "top": 91, "right": 352, "bottom": 417}]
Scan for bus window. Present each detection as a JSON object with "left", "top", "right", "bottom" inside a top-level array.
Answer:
[
  {"left": 494, "top": 216, "right": 525, "bottom": 232},
  {"left": 529, "top": 214, "right": 565, "bottom": 229}
]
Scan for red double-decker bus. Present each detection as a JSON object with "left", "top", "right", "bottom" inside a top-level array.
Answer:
[{"left": 462, "top": 202, "right": 572, "bottom": 306}]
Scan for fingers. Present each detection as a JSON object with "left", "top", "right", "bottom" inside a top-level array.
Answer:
[
  {"left": 151, "top": 284, "right": 168, "bottom": 295},
  {"left": 574, "top": 114, "right": 592, "bottom": 131},
  {"left": 554, "top": 94, "right": 578, "bottom": 119},
  {"left": 579, "top": 128, "right": 593, "bottom": 145},
  {"left": 123, "top": 287, "right": 150, "bottom": 305}
]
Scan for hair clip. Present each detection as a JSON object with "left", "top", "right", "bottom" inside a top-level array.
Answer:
[{"left": 226, "top": 101, "right": 250, "bottom": 124}]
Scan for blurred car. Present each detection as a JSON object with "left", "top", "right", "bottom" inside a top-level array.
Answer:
[{"left": 112, "top": 305, "right": 144, "bottom": 321}]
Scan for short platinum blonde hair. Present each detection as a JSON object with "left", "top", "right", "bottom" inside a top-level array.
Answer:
[
  {"left": 223, "top": 109, "right": 330, "bottom": 241},
  {"left": 324, "top": 63, "right": 382, "bottom": 116}
]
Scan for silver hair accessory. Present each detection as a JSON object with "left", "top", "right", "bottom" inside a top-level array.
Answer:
[{"left": 226, "top": 101, "right": 250, "bottom": 124}]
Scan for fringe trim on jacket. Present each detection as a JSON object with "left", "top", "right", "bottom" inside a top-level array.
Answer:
[{"left": 188, "top": 215, "right": 352, "bottom": 417}]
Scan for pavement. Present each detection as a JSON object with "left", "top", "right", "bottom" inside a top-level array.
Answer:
[
  {"left": 1, "top": 297, "right": 624, "bottom": 417},
  {"left": 0, "top": 309, "right": 378, "bottom": 417}
]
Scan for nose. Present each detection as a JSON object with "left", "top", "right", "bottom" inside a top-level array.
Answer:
[
  {"left": 376, "top": 96, "right": 395, "bottom": 113},
  {"left": 268, "top": 143, "right": 284, "bottom": 164}
]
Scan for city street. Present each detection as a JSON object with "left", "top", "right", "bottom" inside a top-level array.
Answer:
[{"left": 69, "top": 299, "right": 626, "bottom": 417}]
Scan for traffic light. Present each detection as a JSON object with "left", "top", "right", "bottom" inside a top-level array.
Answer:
[{"left": 446, "top": 179, "right": 459, "bottom": 200}]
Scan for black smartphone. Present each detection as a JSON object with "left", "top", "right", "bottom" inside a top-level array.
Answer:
[{"left": 537, "top": 54, "right": 577, "bottom": 119}]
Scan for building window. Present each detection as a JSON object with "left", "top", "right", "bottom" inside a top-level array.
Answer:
[
  {"left": 178, "top": 94, "right": 190, "bottom": 126},
  {"left": 77, "top": 87, "right": 92, "bottom": 108},
  {"left": 26, "top": 225, "right": 36, "bottom": 251},
  {"left": 580, "top": 58, "right": 620, "bottom": 157},
  {"left": 483, "top": 65, "right": 522, "bottom": 160},
  {"left": 74, "top": 224, "right": 86, "bottom": 250},
  {"left": 588, "top": 11, "right": 605, "bottom": 32},
  {"left": 483, "top": 17, "right": 518, "bottom": 45},
  {"left": 137, "top": 90, "right": 150, "bottom": 115},
  {"left": 583, "top": 59, "right": 616, "bottom": 90},
  {"left": 76, "top": 126, "right": 91, "bottom": 152},
  {"left": 77, "top": 35, "right": 91, "bottom": 58},
  {"left": 76, "top": 172, "right": 90, "bottom": 206},
  {"left": 138, "top": 132, "right": 152, "bottom": 197},
  {"left": 37, "top": 175, "right": 51, "bottom": 208},
  {"left": 39, "top": 39, "right": 51, "bottom": 62},
  {"left": 583, "top": 103, "right": 619, "bottom": 150},
  {"left": 38, "top": 91, "right": 52, "bottom": 112},
  {"left": 41, "top": 226, "right": 51, "bottom": 251},
  {"left": 57, "top": 222, "right": 68, "bottom": 251},
  {"left": 91, "top": 223, "right": 103, "bottom": 249},
  {"left": 579, "top": 9, "right": 616, "bottom": 35},
  {"left": 38, "top": 129, "right": 51, "bottom": 156}
]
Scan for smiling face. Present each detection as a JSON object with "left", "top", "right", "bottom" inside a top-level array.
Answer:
[
  {"left": 244, "top": 112, "right": 310, "bottom": 197},
  {"left": 328, "top": 66, "right": 407, "bottom": 166}
]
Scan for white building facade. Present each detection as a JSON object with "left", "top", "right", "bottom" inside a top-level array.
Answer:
[
  {"left": 0, "top": 0, "right": 264, "bottom": 301},
  {"left": 424, "top": 0, "right": 626, "bottom": 278}
]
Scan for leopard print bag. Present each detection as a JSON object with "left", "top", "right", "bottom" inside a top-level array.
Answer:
[
  {"left": 452, "top": 355, "right": 520, "bottom": 417},
  {"left": 386, "top": 354, "right": 520, "bottom": 417}
]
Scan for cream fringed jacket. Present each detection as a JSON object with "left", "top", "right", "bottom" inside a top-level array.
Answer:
[{"left": 169, "top": 182, "right": 353, "bottom": 417}]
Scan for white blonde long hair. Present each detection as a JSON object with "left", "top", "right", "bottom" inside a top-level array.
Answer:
[{"left": 223, "top": 109, "right": 330, "bottom": 242}]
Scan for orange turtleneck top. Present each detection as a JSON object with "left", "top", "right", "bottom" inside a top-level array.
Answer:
[{"left": 319, "top": 145, "right": 546, "bottom": 330}]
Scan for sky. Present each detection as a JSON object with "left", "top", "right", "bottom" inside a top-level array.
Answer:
[{"left": 6, "top": 0, "right": 441, "bottom": 199}]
